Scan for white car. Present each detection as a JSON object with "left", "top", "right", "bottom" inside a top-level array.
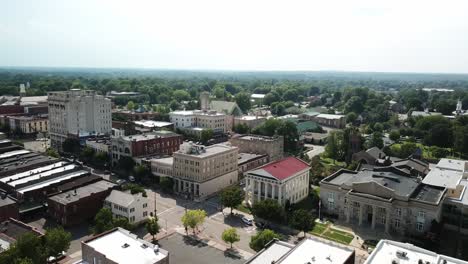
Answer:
[{"left": 242, "top": 217, "right": 253, "bottom": 226}]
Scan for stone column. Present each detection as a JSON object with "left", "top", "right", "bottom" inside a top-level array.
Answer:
[
  {"left": 346, "top": 204, "right": 351, "bottom": 223},
  {"left": 371, "top": 205, "right": 377, "bottom": 229},
  {"left": 264, "top": 182, "right": 269, "bottom": 199},
  {"left": 358, "top": 203, "right": 364, "bottom": 226},
  {"left": 272, "top": 184, "right": 275, "bottom": 200},
  {"left": 385, "top": 208, "right": 391, "bottom": 233},
  {"left": 278, "top": 186, "right": 282, "bottom": 205},
  {"left": 257, "top": 180, "right": 261, "bottom": 201},
  {"left": 245, "top": 179, "right": 250, "bottom": 205}
]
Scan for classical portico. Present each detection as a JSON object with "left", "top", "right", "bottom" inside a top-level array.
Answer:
[
  {"left": 345, "top": 195, "right": 392, "bottom": 233},
  {"left": 244, "top": 157, "right": 310, "bottom": 206}
]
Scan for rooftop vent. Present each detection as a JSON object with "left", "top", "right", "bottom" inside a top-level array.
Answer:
[
  {"left": 122, "top": 243, "right": 130, "bottom": 248},
  {"left": 141, "top": 244, "right": 148, "bottom": 249},
  {"left": 396, "top": 250, "right": 407, "bottom": 258}
]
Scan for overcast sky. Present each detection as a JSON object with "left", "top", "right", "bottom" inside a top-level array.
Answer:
[{"left": 1, "top": 0, "right": 468, "bottom": 73}]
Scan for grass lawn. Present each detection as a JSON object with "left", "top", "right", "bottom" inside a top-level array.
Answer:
[
  {"left": 237, "top": 204, "right": 251, "bottom": 214},
  {"left": 310, "top": 222, "right": 328, "bottom": 235},
  {"left": 323, "top": 228, "right": 354, "bottom": 244}
]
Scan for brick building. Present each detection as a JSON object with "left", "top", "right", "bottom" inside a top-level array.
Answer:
[
  {"left": 230, "top": 134, "right": 284, "bottom": 162},
  {"left": 47, "top": 180, "right": 116, "bottom": 226},
  {"left": 0, "top": 192, "right": 19, "bottom": 222},
  {"left": 111, "top": 131, "right": 182, "bottom": 165}
]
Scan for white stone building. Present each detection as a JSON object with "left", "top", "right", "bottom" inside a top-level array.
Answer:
[
  {"left": 48, "top": 89, "right": 112, "bottom": 151},
  {"left": 244, "top": 157, "right": 310, "bottom": 206},
  {"left": 169, "top": 110, "right": 227, "bottom": 134},
  {"left": 104, "top": 190, "right": 152, "bottom": 224}
]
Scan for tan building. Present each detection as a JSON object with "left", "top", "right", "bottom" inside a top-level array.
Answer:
[
  {"left": 169, "top": 110, "right": 228, "bottom": 135},
  {"left": 230, "top": 134, "right": 283, "bottom": 162},
  {"left": 320, "top": 167, "right": 446, "bottom": 235},
  {"left": 312, "top": 113, "right": 346, "bottom": 128},
  {"left": 81, "top": 228, "right": 169, "bottom": 264},
  {"left": 233, "top": 115, "right": 266, "bottom": 130},
  {"left": 172, "top": 142, "right": 238, "bottom": 199},
  {"left": 8, "top": 115, "right": 48, "bottom": 134},
  {"left": 244, "top": 157, "right": 310, "bottom": 206}
]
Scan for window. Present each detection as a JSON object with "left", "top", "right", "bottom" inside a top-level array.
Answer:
[
  {"left": 328, "top": 201, "right": 335, "bottom": 210},
  {"left": 130, "top": 216, "right": 135, "bottom": 222},
  {"left": 416, "top": 222, "right": 424, "bottom": 232},
  {"left": 418, "top": 211, "right": 425, "bottom": 218},
  {"left": 394, "top": 219, "right": 400, "bottom": 228},
  {"left": 143, "top": 211, "right": 148, "bottom": 217},
  {"left": 130, "top": 208, "right": 135, "bottom": 213},
  {"left": 396, "top": 208, "right": 402, "bottom": 217},
  {"left": 143, "top": 203, "right": 147, "bottom": 208}
]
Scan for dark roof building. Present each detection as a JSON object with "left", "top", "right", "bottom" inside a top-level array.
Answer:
[
  {"left": 0, "top": 192, "right": 19, "bottom": 222},
  {"left": 0, "top": 218, "right": 43, "bottom": 252}
]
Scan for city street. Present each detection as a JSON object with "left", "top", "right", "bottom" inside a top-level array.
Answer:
[{"left": 148, "top": 189, "right": 257, "bottom": 254}]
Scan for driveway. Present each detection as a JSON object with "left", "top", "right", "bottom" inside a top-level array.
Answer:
[{"left": 305, "top": 144, "right": 325, "bottom": 159}]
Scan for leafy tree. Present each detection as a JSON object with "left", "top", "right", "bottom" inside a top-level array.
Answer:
[
  {"left": 181, "top": 209, "right": 207, "bottom": 234},
  {"left": 398, "top": 142, "right": 419, "bottom": 158},
  {"left": 44, "top": 227, "right": 71, "bottom": 263},
  {"left": 62, "top": 138, "right": 80, "bottom": 154},
  {"left": 276, "top": 120, "right": 299, "bottom": 153},
  {"left": 325, "top": 131, "right": 345, "bottom": 162},
  {"left": 200, "top": 129, "right": 213, "bottom": 144},
  {"left": 213, "top": 86, "right": 226, "bottom": 99},
  {"left": 80, "top": 146, "right": 95, "bottom": 163},
  {"left": 290, "top": 209, "right": 315, "bottom": 237},
  {"left": 220, "top": 186, "right": 244, "bottom": 214},
  {"left": 126, "top": 100, "right": 136, "bottom": 111},
  {"left": 15, "top": 232, "right": 45, "bottom": 264},
  {"left": 122, "top": 183, "right": 147, "bottom": 196},
  {"left": 45, "top": 148, "right": 59, "bottom": 158},
  {"left": 367, "top": 132, "right": 384, "bottom": 149},
  {"left": 93, "top": 208, "right": 114, "bottom": 234},
  {"left": 133, "top": 164, "right": 150, "bottom": 181},
  {"left": 345, "top": 112, "right": 357, "bottom": 124},
  {"left": 160, "top": 177, "right": 174, "bottom": 193},
  {"left": 344, "top": 96, "right": 364, "bottom": 114},
  {"left": 113, "top": 217, "right": 132, "bottom": 230},
  {"left": 251, "top": 199, "right": 284, "bottom": 223},
  {"left": 233, "top": 123, "right": 250, "bottom": 134},
  {"left": 93, "top": 151, "right": 109, "bottom": 168},
  {"left": 146, "top": 217, "right": 160, "bottom": 242},
  {"left": 264, "top": 92, "right": 280, "bottom": 106},
  {"left": 222, "top": 228, "right": 240, "bottom": 248},
  {"left": 235, "top": 92, "right": 251, "bottom": 112},
  {"left": 117, "top": 156, "right": 136, "bottom": 172},
  {"left": 389, "top": 130, "right": 400, "bottom": 141},
  {"left": 282, "top": 89, "right": 299, "bottom": 102},
  {"left": 173, "top": 90, "right": 191, "bottom": 101},
  {"left": 249, "top": 229, "right": 280, "bottom": 251},
  {"left": 271, "top": 102, "right": 286, "bottom": 116}
]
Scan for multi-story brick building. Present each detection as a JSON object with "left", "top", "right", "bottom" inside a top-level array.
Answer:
[
  {"left": 111, "top": 131, "right": 182, "bottom": 165},
  {"left": 230, "top": 134, "right": 284, "bottom": 162},
  {"left": 0, "top": 192, "right": 19, "bottom": 222},
  {"left": 48, "top": 89, "right": 112, "bottom": 151},
  {"left": 172, "top": 142, "right": 238, "bottom": 199},
  {"left": 47, "top": 180, "right": 116, "bottom": 226}
]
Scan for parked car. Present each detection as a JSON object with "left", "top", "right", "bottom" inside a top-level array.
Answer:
[
  {"left": 242, "top": 217, "right": 253, "bottom": 226},
  {"left": 128, "top": 176, "right": 135, "bottom": 182},
  {"left": 47, "top": 251, "right": 66, "bottom": 263}
]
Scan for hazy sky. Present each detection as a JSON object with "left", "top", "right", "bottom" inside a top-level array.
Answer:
[{"left": 1, "top": 0, "right": 468, "bottom": 73}]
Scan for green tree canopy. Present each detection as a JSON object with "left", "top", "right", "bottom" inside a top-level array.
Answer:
[
  {"left": 181, "top": 209, "right": 207, "bottom": 234},
  {"left": 290, "top": 209, "right": 315, "bottom": 237},
  {"left": 222, "top": 228, "right": 240, "bottom": 248},
  {"left": 249, "top": 229, "right": 280, "bottom": 251},
  {"left": 146, "top": 217, "right": 160, "bottom": 242},
  {"left": 235, "top": 92, "right": 251, "bottom": 112},
  {"left": 200, "top": 129, "right": 213, "bottom": 144},
  {"left": 44, "top": 227, "right": 71, "bottom": 263},
  {"left": 251, "top": 199, "right": 285, "bottom": 223},
  {"left": 93, "top": 208, "right": 114, "bottom": 234},
  {"left": 220, "top": 186, "right": 244, "bottom": 214}
]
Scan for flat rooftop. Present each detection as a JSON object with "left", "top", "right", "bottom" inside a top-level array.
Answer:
[
  {"left": 235, "top": 115, "right": 265, "bottom": 121},
  {"left": 246, "top": 237, "right": 354, "bottom": 264},
  {"left": 49, "top": 180, "right": 116, "bottom": 204},
  {"left": 315, "top": 113, "right": 345, "bottom": 119},
  {"left": 423, "top": 168, "right": 462, "bottom": 189},
  {"left": 84, "top": 228, "right": 168, "bottom": 264},
  {"left": 238, "top": 153, "right": 266, "bottom": 165},
  {"left": 234, "top": 134, "right": 280, "bottom": 142},
  {"left": 134, "top": 120, "right": 173, "bottom": 128},
  {"left": 436, "top": 158, "right": 466, "bottom": 172},
  {"left": 176, "top": 143, "right": 237, "bottom": 158},
  {"left": 447, "top": 179, "right": 468, "bottom": 206},
  {"left": 150, "top": 157, "right": 174, "bottom": 166},
  {"left": 158, "top": 232, "right": 244, "bottom": 264},
  {"left": 17, "top": 170, "right": 89, "bottom": 194},
  {"left": 122, "top": 131, "right": 180, "bottom": 141},
  {"left": 364, "top": 239, "right": 467, "bottom": 264}
]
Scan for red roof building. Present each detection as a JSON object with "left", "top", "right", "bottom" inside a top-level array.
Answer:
[{"left": 245, "top": 157, "right": 310, "bottom": 206}]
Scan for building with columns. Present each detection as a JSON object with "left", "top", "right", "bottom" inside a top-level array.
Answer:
[
  {"left": 244, "top": 157, "right": 310, "bottom": 206},
  {"left": 319, "top": 167, "right": 446, "bottom": 235}
]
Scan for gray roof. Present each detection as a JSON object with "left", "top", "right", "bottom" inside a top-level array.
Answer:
[
  {"left": 422, "top": 168, "right": 462, "bottom": 189},
  {"left": 324, "top": 168, "right": 445, "bottom": 204},
  {"left": 0, "top": 194, "right": 16, "bottom": 207},
  {"left": 49, "top": 180, "right": 116, "bottom": 204},
  {"left": 105, "top": 190, "right": 136, "bottom": 207},
  {"left": 366, "top": 147, "right": 386, "bottom": 160},
  {"left": 238, "top": 153, "right": 267, "bottom": 165},
  {"left": 209, "top": 101, "right": 242, "bottom": 116}
]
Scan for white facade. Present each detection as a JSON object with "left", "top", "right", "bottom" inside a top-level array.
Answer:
[
  {"left": 104, "top": 190, "right": 152, "bottom": 224},
  {"left": 48, "top": 89, "right": 112, "bottom": 150},
  {"left": 169, "top": 110, "right": 227, "bottom": 133},
  {"left": 244, "top": 157, "right": 310, "bottom": 206}
]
